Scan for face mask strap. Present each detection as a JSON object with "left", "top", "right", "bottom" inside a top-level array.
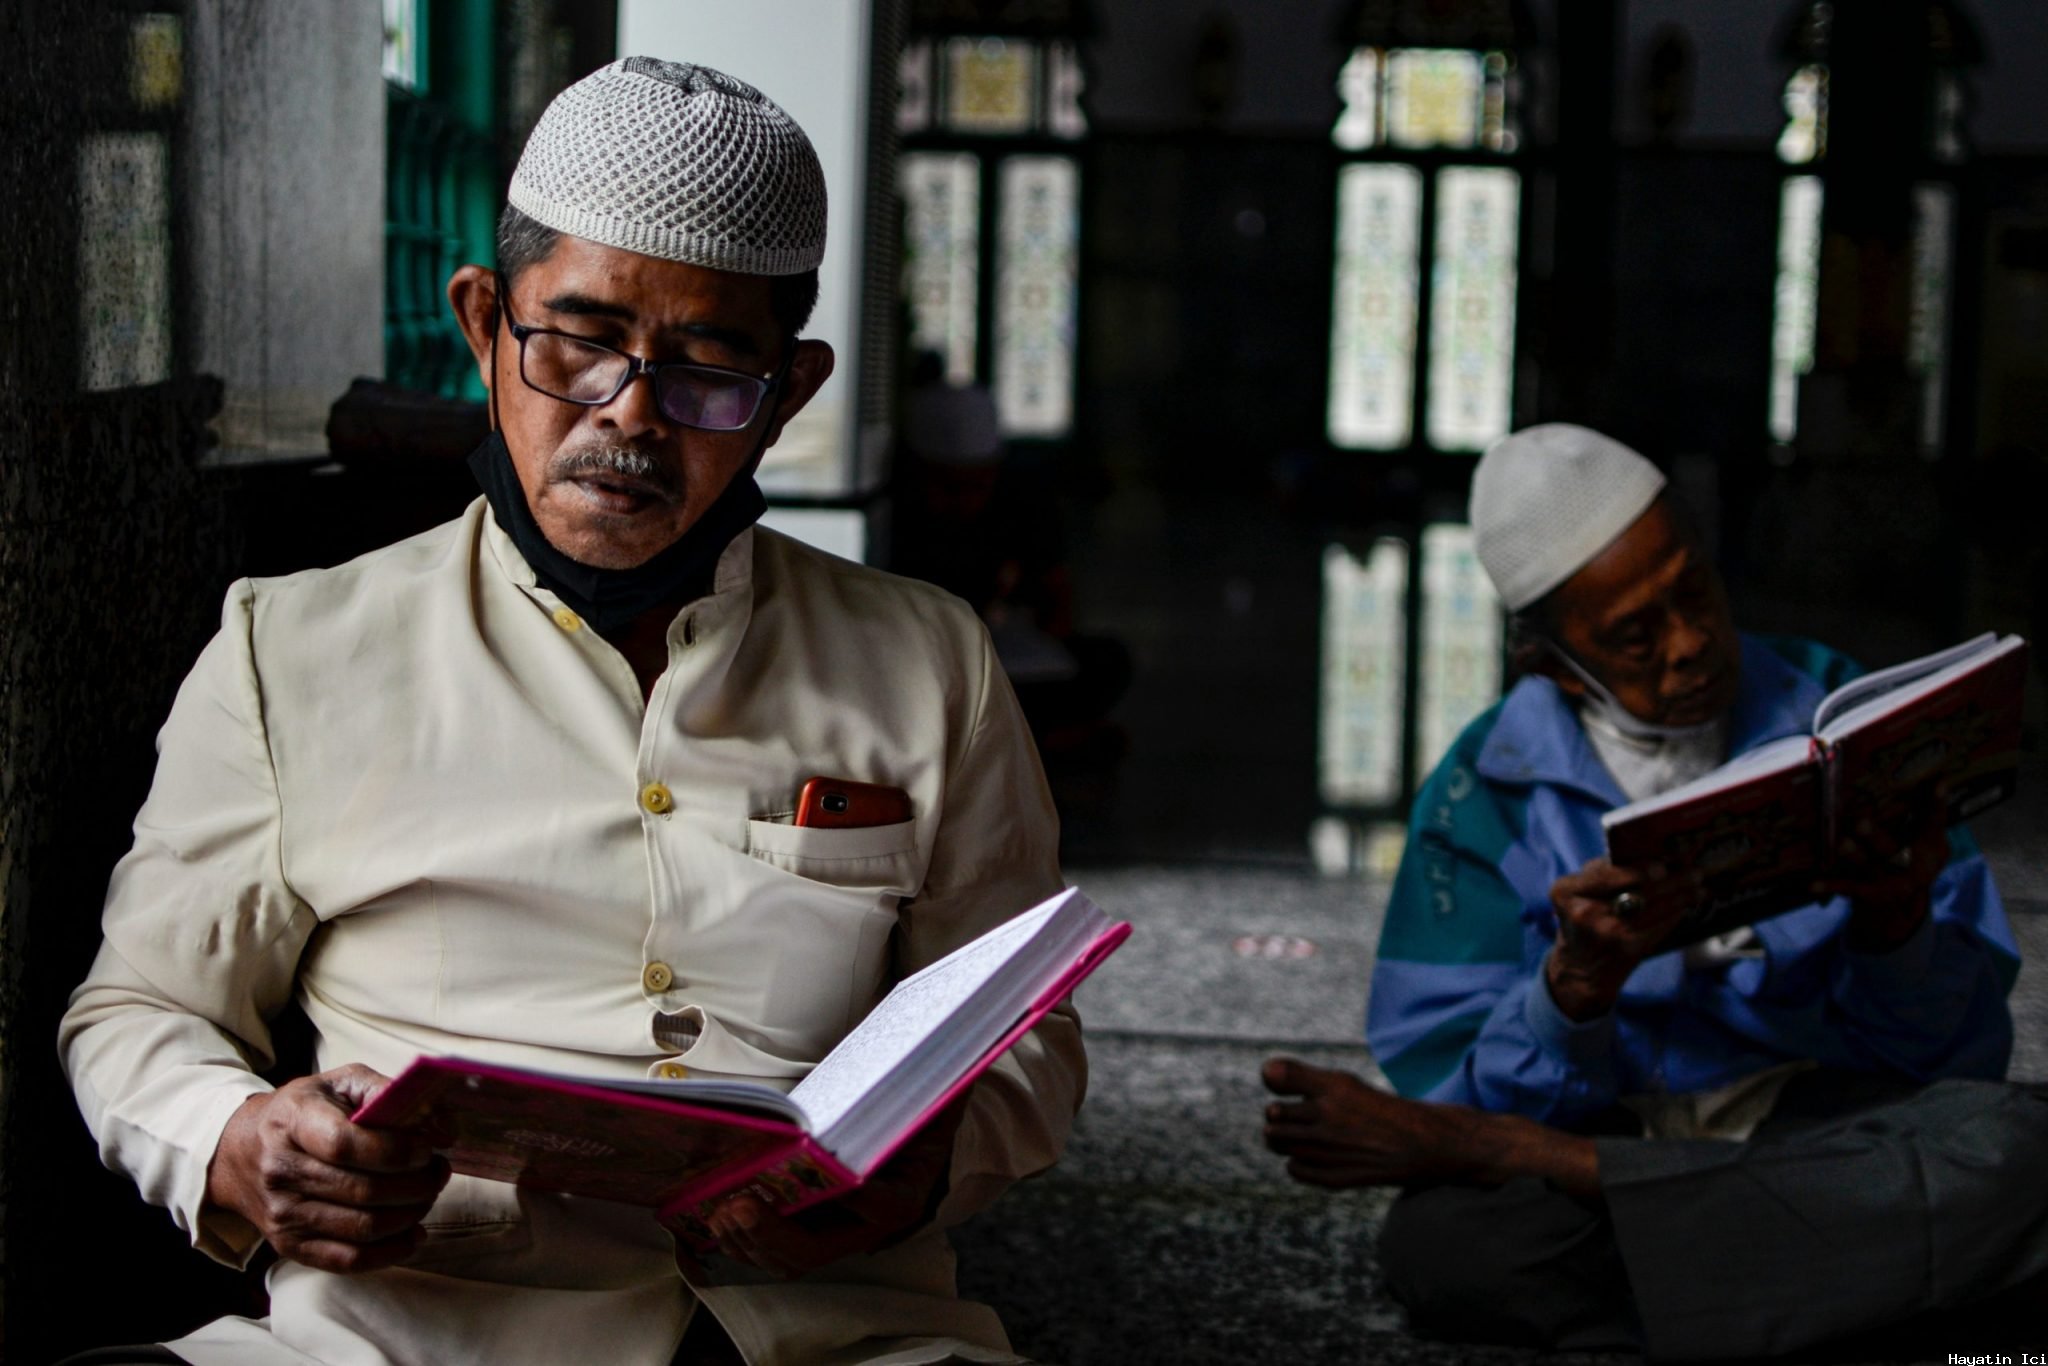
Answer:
[{"left": 1539, "top": 637, "right": 1714, "bottom": 742}]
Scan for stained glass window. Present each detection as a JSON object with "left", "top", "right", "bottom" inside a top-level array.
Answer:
[
  {"left": 900, "top": 151, "right": 982, "bottom": 386},
  {"left": 1330, "top": 42, "right": 1520, "bottom": 453},
  {"left": 1335, "top": 47, "right": 1515, "bottom": 153},
  {"left": 1046, "top": 41, "right": 1087, "bottom": 139},
  {"left": 1388, "top": 49, "right": 1483, "bottom": 150},
  {"left": 1426, "top": 167, "right": 1520, "bottom": 451},
  {"left": 1909, "top": 182, "right": 1955, "bottom": 456},
  {"left": 1319, "top": 540, "right": 1410, "bottom": 808},
  {"left": 129, "top": 13, "right": 182, "bottom": 111},
  {"left": 1334, "top": 48, "right": 1382, "bottom": 152},
  {"left": 1776, "top": 64, "right": 1827, "bottom": 165},
  {"left": 1328, "top": 163, "right": 1422, "bottom": 449},
  {"left": 1480, "top": 51, "right": 1516, "bottom": 153},
  {"left": 1416, "top": 523, "right": 1503, "bottom": 775},
  {"left": 1768, "top": 53, "right": 1829, "bottom": 445},
  {"left": 993, "top": 155, "right": 1079, "bottom": 437},
  {"left": 79, "top": 132, "right": 172, "bottom": 392},
  {"left": 382, "top": 0, "right": 421, "bottom": 90},
  {"left": 1930, "top": 71, "right": 1965, "bottom": 164},
  {"left": 79, "top": 133, "right": 172, "bottom": 392},
  {"left": 1769, "top": 174, "right": 1823, "bottom": 444},
  {"left": 898, "top": 39, "right": 935, "bottom": 134},
  {"left": 945, "top": 37, "right": 1036, "bottom": 135}
]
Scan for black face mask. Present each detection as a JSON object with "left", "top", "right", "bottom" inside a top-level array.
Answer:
[{"left": 467, "top": 432, "right": 767, "bottom": 634}]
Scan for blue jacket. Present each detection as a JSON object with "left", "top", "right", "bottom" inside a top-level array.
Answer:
[{"left": 1367, "top": 634, "right": 2019, "bottom": 1129}]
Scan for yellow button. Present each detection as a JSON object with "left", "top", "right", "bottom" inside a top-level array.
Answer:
[
  {"left": 551, "top": 606, "right": 582, "bottom": 632},
  {"left": 642, "top": 961, "right": 675, "bottom": 993},
  {"left": 640, "top": 782, "right": 674, "bottom": 815},
  {"left": 656, "top": 1061, "right": 689, "bottom": 1080}
]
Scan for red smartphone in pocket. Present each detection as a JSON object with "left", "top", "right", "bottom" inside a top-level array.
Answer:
[{"left": 794, "top": 776, "right": 913, "bottom": 829}]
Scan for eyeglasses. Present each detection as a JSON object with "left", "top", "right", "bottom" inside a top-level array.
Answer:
[{"left": 495, "top": 273, "right": 787, "bottom": 432}]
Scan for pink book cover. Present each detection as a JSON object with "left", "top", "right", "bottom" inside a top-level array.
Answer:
[
  {"left": 353, "top": 1058, "right": 817, "bottom": 1210},
  {"left": 355, "top": 920, "right": 1131, "bottom": 1249},
  {"left": 657, "top": 921, "right": 1132, "bottom": 1246}
]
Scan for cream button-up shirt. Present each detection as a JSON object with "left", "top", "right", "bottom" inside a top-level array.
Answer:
[{"left": 61, "top": 500, "right": 1084, "bottom": 1366}]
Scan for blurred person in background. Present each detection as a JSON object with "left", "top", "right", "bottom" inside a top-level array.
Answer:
[{"left": 893, "top": 366, "right": 1129, "bottom": 759}]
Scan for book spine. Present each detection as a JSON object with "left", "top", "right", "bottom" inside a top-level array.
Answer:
[{"left": 1818, "top": 735, "right": 1842, "bottom": 861}]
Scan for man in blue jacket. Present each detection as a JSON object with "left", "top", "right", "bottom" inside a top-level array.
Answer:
[{"left": 1263, "top": 424, "right": 2046, "bottom": 1358}]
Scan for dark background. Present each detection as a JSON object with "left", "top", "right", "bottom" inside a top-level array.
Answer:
[{"left": 4, "top": 0, "right": 2045, "bottom": 1358}]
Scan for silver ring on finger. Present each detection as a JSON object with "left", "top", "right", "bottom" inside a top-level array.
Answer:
[{"left": 1614, "top": 891, "right": 1646, "bottom": 920}]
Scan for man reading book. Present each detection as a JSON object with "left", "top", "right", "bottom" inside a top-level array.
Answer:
[
  {"left": 60, "top": 58, "right": 1083, "bottom": 1366},
  {"left": 1264, "top": 424, "right": 2046, "bottom": 1358}
]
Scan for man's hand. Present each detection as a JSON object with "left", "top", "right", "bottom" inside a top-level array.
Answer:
[
  {"left": 1819, "top": 815, "right": 1948, "bottom": 954},
  {"left": 1260, "top": 1058, "right": 1479, "bottom": 1187},
  {"left": 1260, "top": 1058, "right": 1601, "bottom": 1197},
  {"left": 689, "top": 1093, "right": 968, "bottom": 1280},
  {"left": 205, "top": 1064, "right": 449, "bottom": 1274},
  {"left": 1545, "top": 857, "right": 1694, "bottom": 1021}
]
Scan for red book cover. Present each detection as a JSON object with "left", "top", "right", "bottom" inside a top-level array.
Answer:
[
  {"left": 1600, "top": 635, "right": 2027, "bottom": 949},
  {"left": 1602, "top": 737, "right": 1825, "bottom": 949},
  {"left": 1822, "top": 640, "right": 2028, "bottom": 850}
]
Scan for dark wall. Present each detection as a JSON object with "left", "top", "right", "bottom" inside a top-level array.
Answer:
[
  {"left": 0, "top": 9, "right": 485, "bottom": 1354},
  {"left": 0, "top": 6, "right": 262, "bottom": 1355}
]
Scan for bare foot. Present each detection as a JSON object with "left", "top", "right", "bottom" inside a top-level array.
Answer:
[{"left": 1260, "top": 1057, "right": 1599, "bottom": 1197}]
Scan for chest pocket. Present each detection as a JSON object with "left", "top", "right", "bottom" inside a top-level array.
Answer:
[
  {"left": 731, "top": 818, "right": 922, "bottom": 1038},
  {"left": 742, "top": 818, "right": 921, "bottom": 892}
]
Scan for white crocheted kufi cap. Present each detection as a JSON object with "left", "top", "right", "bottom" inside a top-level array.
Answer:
[
  {"left": 1469, "top": 423, "right": 1668, "bottom": 611},
  {"left": 509, "top": 56, "right": 826, "bottom": 276}
]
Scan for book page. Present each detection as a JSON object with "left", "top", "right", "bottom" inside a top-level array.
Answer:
[
  {"left": 1600, "top": 733, "right": 1813, "bottom": 829},
  {"left": 1817, "top": 637, "right": 2020, "bottom": 743},
  {"left": 789, "top": 889, "right": 1089, "bottom": 1135},
  {"left": 1812, "top": 633, "right": 1997, "bottom": 737},
  {"left": 595, "top": 1076, "right": 809, "bottom": 1125}
]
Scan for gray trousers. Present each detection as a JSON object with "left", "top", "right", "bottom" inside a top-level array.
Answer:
[{"left": 1378, "top": 1074, "right": 2048, "bottom": 1361}]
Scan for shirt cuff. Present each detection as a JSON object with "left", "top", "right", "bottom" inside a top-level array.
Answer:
[
  {"left": 175, "top": 1075, "right": 276, "bottom": 1268},
  {"left": 1524, "top": 973, "right": 1619, "bottom": 1069}
]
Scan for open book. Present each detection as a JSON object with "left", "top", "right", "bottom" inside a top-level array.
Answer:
[
  {"left": 1601, "top": 634, "right": 2027, "bottom": 949},
  {"left": 354, "top": 887, "right": 1128, "bottom": 1246}
]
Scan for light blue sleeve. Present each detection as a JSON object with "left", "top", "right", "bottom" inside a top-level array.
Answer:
[
  {"left": 1822, "top": 847, "right": 2017, "bottom": 1080},
  {"left": 1369, "top": 735, "right": 1627, "bottom": 1127},
  {"left": 1730, "top": 840, "right": 2017, "bottom": 1082}
]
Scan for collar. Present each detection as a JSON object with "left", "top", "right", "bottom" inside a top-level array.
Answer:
[
  {"left": 1474, "top": 634, "right": 1828, "bottom": 803},
  {"left": 467, "top": 432, "right": 765, "bottom": 633}
]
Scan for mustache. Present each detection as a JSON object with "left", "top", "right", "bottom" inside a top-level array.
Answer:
[{"left": 547, "top": 442, "right": 684, "bottom": 503}]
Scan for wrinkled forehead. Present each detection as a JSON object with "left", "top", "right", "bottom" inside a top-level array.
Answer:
[
  {"left": 512, "top": 235, "right": 781, "bottom": 343},
  {"left": 1552, "top": 497, "right": 1706, "bottom": 625}
]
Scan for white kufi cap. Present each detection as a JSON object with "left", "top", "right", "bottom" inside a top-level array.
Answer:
[
  {"left": 1469, "top": 424, "right": 1667, "bottom": 611},
  {"left": 509, "top": 56, "right": 826, "bottom": 276}
]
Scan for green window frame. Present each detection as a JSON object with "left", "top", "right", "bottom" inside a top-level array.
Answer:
[{"left": 384, "top": 0, "right": 498, "bottom": 399}]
